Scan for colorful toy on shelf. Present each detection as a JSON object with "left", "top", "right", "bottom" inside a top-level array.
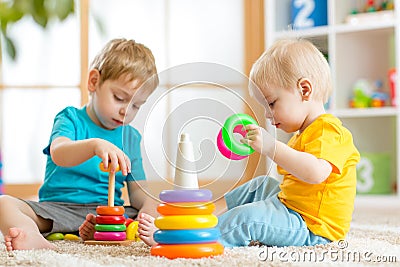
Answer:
[
  {"left": 346, "top": 0, "right": 394, "bottom": 24},
  {"left": 366, "top": 0, "right": 377, "bottom": 12},
  {"left": 388, "top": 68, "right": 396, "bottom": 106},
  {"left": 151, "top": 133, "right": 224, "bottom": 259},
  {"left": 349, "top": 79, "right": 389, "bottom": 108},
  {"left": 291, "top": 0, "right": 328, "bottom": 30},
  {"left": 217, "top": 114, "right": 258, "bottom": 160},
  {"left": 85, "top": 162, "right": 137, "bottom": 246}
]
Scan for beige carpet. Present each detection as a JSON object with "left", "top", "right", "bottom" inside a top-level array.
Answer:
[{"left": 1, "top": 196, "right": 399, "bottom": 266}]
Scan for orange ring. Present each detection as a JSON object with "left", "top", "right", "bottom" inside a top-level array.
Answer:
[
  {"left": 99, "top": 162, "right": 121, "bottom": 172},
  {"left": 151, "top": 242, "right": 224, "bottom": 259},
  {"left": 96, "top": 206, "right": 125, "bottom": 216},
  {"left": 157, "top": 202, "right": 215, "bottom": 216}
]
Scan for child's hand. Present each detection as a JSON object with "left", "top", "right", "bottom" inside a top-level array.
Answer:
[
  {"left": 241, "top": 124, "right": 275, "bottom": 156},
  {"left": 93, "top": 138, "right": 131, "bottom": 176}
]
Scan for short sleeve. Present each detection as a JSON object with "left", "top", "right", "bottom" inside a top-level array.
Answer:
[
  {"left": 42, "top": 107, "right": 77, "bottom": 156},
  {"left": 303, "top": 122, "right": 354, "bottom": 175},
  {"left": 123, "top": 127, "right": 146, "bottom": 181}
]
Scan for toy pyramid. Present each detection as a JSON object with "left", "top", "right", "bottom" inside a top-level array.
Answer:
[
  {"left": 151, "top": 133, "right": 224, "bottom": 259},
  {"left": 85, "top": 163, "right": 138, "bottom": 246}
]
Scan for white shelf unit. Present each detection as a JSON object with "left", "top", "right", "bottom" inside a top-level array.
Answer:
[{"left": 265, "top": 0, "right": 400, "bottom": 197}]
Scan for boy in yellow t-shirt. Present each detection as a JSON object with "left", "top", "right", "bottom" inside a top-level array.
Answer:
[{"left": 216, "top": 38, "right": 360, "bottom": 247}]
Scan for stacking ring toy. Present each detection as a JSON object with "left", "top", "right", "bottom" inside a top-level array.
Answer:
[
  {"left": 217, "top": 125, "right": 248, "bottom": 160},
  {"left": 96, "top": 215, "right": 126, "bottom": 225},
  {"left": 159, "top": 189, "right": 212, "bottom": 203},
  {"left": 157, "top": 202, "right": 215, "bottom": 216},
  {"left": 151, "top": 243, "right": 224, "bottom": 259},
  {"left": 217, "top": 113, "right": 258, "bottom": 159},
  {"left": 96, "top": 206, "right": 125, "bottom": 216},
  {"left": 95, "top": 224, "right": 126, "bottom": 232},
  {"left": 94, "top": 231, "right": 126, "bottom": 241},
  {"left": 155, "top": 215, "right": 218, "bottom": 230},
  {"left": 154, "top": 228, "right": 220, "bottom": 244}
]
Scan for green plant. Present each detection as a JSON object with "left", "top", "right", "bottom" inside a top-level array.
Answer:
[{"left": 0, "top": 0, "right": 75, "bottom": 60}]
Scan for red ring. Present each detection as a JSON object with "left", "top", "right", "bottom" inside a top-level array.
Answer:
[{"left": 96, "top": 215, "right": 126, "bottom": 225}]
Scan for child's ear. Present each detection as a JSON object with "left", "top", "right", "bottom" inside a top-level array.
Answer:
[
  {"left": 297, "top": 78, "right": 312, "bottom": 101},
  {"left": 88, "top": 69, "right": 100, "bottom": 92}
]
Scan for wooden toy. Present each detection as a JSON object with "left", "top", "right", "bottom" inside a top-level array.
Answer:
[{"left": 85, "top": 162, "right": 134, "bottom": 246}]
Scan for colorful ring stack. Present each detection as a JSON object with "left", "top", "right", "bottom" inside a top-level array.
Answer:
[
  {"left": 151, "top": 189, "right": 224, "bottom": 259},
  {"left": 94, "top": 206, "right": 127, "bottom": 241}
]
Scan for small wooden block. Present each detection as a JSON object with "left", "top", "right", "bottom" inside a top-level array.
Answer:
[{"left": 84, "top": 240, "right": 134, "bottom": 246}]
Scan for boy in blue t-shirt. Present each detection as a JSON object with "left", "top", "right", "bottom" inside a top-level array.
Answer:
[{"left": 0, "top": 38, "right": 159, "bottom": 251}]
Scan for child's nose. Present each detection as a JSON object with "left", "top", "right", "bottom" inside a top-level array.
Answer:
[
  {"left": 264, "top": 109, "right": 273, "bottom": 119},
  {"left": 119, "top": 106, "right": 127, "bottom": 115}
]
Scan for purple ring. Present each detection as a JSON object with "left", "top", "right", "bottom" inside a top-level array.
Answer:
[
  {"left": 94, "top": 231, "right": 126, "bottom": 241},
  {"left": 159, "top": 189, "right": 212, "bottom": 203}
]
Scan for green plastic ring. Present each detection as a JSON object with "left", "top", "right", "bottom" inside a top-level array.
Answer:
[
  {"left": 95, "top": 224, "right": 126, "bottom": 232},
  {"left": 222, "top": 114, "right": 258, "bottom": 156}
]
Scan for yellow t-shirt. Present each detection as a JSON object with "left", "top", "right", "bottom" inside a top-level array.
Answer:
[{"left": 277, "top": 114, "right": 360, "bottom": 241}]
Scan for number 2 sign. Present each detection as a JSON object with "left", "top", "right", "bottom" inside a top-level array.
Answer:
[{"left": 291, "top": 0, "right": 327, "bottom": 30}]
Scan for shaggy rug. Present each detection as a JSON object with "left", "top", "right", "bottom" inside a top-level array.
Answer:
[{"left": 1, "top": 197, "right": 399, "bottom": 267}]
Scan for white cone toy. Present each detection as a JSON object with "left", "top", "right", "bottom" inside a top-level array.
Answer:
[{"left": 173, "top": 133, "right": 199, "bottom": 190}]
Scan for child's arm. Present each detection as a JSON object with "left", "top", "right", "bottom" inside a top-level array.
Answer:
[
  {"left": 127, "top": 181, "right": 159, "bottom": 218},
  {"left": 50, "top": 136, "right": 131, "bottom": 175},
  {"left": 244, "top": 125, "right": 332, "bottom": 184}
]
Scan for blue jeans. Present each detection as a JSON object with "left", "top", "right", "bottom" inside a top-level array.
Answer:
[{"left": 217, "top": 176, "right": 331, "bottom": 247}]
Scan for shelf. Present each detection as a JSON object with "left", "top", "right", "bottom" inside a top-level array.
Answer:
[
  {"left": 334, "top": 21, "right": 396, "bottom": 34},
  {"left": 332, "top": 107, "right": 398, "bottom": 118},
  {"left": 267, "top": 0, "right": 399, "bottom": 197},
  {"left": 274, "top": 26, "right": 329, "bottom": 39}
]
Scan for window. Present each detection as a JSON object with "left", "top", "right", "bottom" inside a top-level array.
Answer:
[{"left": 0, "top": 0, "right": 264, "bottom": 186}]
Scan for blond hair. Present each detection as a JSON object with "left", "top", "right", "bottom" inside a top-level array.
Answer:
[
  {"left": 250, "top": 39, "right": 332, "bottom": 103},
  {"left": 90, "top": 38, "right": 159, "bottom": 92}
]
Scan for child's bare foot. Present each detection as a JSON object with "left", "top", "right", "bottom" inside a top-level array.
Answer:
[
  {"left": 4, "top": 227, "right": 56, "bottom": 251},
  {"left": 79, "top": 213, "right": 96, "bottom": 241},
  {"left": 137, "top": 213, "right": 157, "bottom": 246}
]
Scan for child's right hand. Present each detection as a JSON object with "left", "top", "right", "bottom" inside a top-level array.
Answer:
[
  {"left": 241, "top": 124, "right": 275, "bottom": 157},
  {"left": 92, "top": 138, "right": 131, "bottom": 176}
]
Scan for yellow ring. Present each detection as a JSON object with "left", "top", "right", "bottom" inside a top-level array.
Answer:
[
  {"left": 155, "top": 215, "right": 218, "bottom": 230},
  {"left": 157, "top": 202, "right": 215, "bottom": 216}
]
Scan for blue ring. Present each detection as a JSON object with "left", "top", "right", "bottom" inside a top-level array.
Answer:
[
  {"left": 159, "top": 189, "right": 212, "bottom": 203},
  {"left": 153, "top": 228, "right": 220, "bottom": 244}
]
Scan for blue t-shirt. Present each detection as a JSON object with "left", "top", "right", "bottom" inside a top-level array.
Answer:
[{"left": 39, "top": 106, "right": 146, "bottom": 206}]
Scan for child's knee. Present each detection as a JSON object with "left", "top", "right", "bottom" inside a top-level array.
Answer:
[{"left": 0, "top": 195, "right": 17, "bottom": 210}]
